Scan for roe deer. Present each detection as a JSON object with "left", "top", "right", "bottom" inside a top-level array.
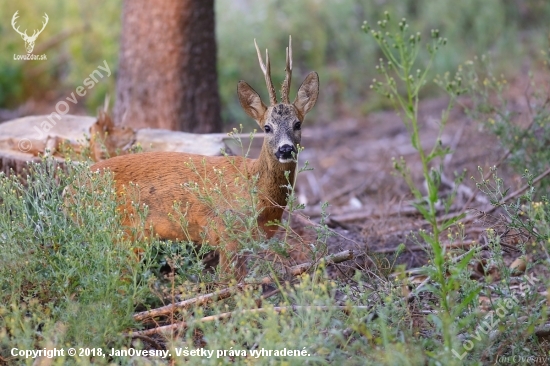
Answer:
[
  {"left": 5, "top": 111, "right": 134, "bottom": 160},
  {"left": 90, "top": 37, "right": 319, "bottom": 279},
  {"left": 89, "top": 109, "right": 135, "bottom": 161}
]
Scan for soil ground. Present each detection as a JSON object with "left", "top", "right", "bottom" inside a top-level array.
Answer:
[{"left": 239, "top": 92, "right": 524, "bottom": 273}]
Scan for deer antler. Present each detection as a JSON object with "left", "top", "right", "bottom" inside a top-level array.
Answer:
[
  {"left": 11, "top": 12, "right": 48, "bottom": 41},
  {"left": 30, "top": 13, "right": 49, "bottom": 39},
  {"left": 11, "top": 11, "right": 27, "bottom": 37},
  {"left": 281, "top": 36, "right": 293, "bottom": 104},
  {"left": 254, "top": 39, "right": 277, "bottom": 106}
]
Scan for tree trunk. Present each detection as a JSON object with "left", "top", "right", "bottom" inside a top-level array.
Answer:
[{"left": 114, "top": 0, "right": 221, "bottom": 132}]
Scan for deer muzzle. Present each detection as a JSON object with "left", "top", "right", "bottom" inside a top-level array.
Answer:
[{"left": 275, "top": 144, "right": 296, "bottom": 162}]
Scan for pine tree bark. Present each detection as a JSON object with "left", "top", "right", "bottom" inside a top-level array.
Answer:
[{"left": 114, "top": 0, "right": 221, "bottom": 132}]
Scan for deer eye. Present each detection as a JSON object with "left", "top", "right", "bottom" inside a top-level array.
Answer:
[
  {"left": 264, "top": 125, "right": 272, "bottom": 133},
  {"left": 294, "top": 121, "right": 301, "bottom": 131}
]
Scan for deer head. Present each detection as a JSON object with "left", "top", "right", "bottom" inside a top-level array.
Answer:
[
  {"left": 90, "top": 109, "right": 136, "bottom": 161},
  {"left": 237, "top": 36, "right": 319, "bottom": 164},
  {"left": 11, "top": 11, "right": 49, "bottom": 54}
]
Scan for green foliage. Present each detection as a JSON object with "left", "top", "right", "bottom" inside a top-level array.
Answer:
[
  {"left": 3, "top": 1, "right": 550, "bottom": 122},
  {"left": 359, "top": 9, "right": 550, "bottom": 363},
  {"left": 2, "top": 2, "right": 550, "bottom": 365},
  {"left": 364, "top": 13, "right": 479, "bottom": 363},
  {"left": 463, "top": 169, "right": 550, "bottom": 363},
  {"left": 453, "top": 53, "right": 550, "bottom": 192},
  {"left": 0, "top": 143, "right": 380, "bottom": 365},
  {"left": 0, "top": 1, "right": 120, "bottom": 111},
  {"left": 215, "top": 0, "right": 550, "bottom": 125},
  {"left": 476, "top": 168, "right": 550, "bottom": 256},
  {"left": 0, "top": 158, "right": 151, "bottom": 359}
]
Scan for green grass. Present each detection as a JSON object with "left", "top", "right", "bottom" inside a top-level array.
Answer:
[{"left": 0, "top": 161, "right": 145, "bottom": 365}]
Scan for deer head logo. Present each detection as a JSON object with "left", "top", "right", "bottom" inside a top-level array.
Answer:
[{"left": 11, "top": 11, "right": 49, "bottom": 54}]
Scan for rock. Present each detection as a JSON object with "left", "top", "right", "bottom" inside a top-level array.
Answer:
[{"left": 0, "top": 114, "right": 228, "bottom": 175}]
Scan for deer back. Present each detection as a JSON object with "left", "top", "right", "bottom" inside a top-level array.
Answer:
[
  {"left": 87, "top": 37, "right": 319, "bottom": 278},
  {"left": 91, "top": 152, "right": 262, "bottom": 242}
]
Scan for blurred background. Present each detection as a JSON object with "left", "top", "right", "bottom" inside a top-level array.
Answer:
[{"left": 0, "top": 0, "right": 549, "bottom": 129}]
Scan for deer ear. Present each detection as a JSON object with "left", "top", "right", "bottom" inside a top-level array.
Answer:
[
  {"left": 238, "top": 81, "right": 267, "bottom": 125},
  {"left": 293, "top": 72, "right": 319, "bottom": 117},
  {"left": 94, "top": 110, "right": 107, "bottom": 133}
]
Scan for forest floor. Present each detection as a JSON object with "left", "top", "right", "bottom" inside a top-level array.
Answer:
[{"left": 240, "top": 92, "right": 523, "bottom": 275}]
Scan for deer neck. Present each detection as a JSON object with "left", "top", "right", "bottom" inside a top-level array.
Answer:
[{"left": 252, "top": 142, "right": 297, "bottom": 208}]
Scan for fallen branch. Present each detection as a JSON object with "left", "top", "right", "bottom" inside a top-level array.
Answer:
[
  {"left": 133, "top": 250, "right": 354, "bottom": 322},
  {"left": 128, "top": 334, "right": 164, "bottom": 350},
  {"left": 304, "top": 203, "right": 422, "bottom": 222},
  {"left": 134, "top": 284, "right": 250, "bottom": 322},
  {"left": 266, "top": 249, "right": 353, "bottom": 280},
  {"left": 130, "top": 305, "right": 370, "bottom": 338}
]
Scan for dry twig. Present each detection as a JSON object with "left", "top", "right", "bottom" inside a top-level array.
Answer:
[
  {"left": 484, "top": 166, "right": 550, "bottom": 215},
  {"left": 130, "top": 305, "right": 370, "bottom": 337},
  {"left": 133, "top": 250, "right": 353, "bottom": 322}
]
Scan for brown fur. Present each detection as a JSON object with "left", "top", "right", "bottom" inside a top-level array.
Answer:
[
  {"left": 89, "top": 110, "right": 135, "bottom": 161},
  {"left": 90, "top": 43, "right": 319, "bottom": 279}
]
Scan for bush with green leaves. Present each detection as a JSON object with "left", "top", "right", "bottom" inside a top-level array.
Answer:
[
  {"left": 3, "top": 3, "right": 550, "bottom": 364},
  {"left": 457, "top": 168, "right": 550, "bottom": 363},
  {"left": 2, "top": 0, "right": 550, "bottom": 121},
  {"left": 0, "top": 146, "right": 383, "bottom": 365},
  {"left": 0, "top": 158, "right": 152, "bottom": 357},
  {"left": 452, "top": 52, "right": 550, "bottom": 194},
  {"left": 361, "top": 12, "right": 550, "bottom": 365},
  {"left": 362, "top": 13, "right": 480, "bottom": 363}
]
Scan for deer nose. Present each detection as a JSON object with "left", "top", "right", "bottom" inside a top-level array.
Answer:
[
  {"left": 279, "top": 144, "right": 294, "bottom": 154},
  {"left": 277, "top": 144, "right": 295, "bottom": 158}
]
